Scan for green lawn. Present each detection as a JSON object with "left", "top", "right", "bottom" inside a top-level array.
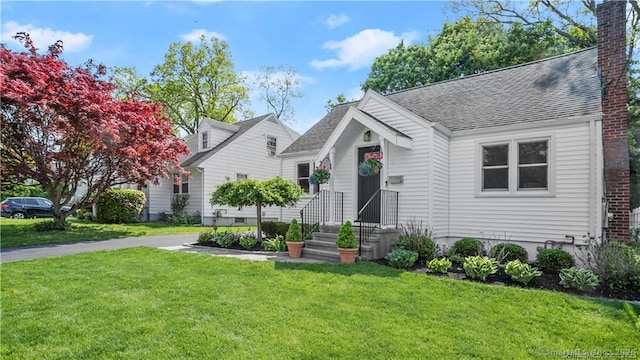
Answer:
[
  {"left": 1, "top": 247, "right": 638, "bottom": 359},
  {"left": 0, "top": 218, "right": 253, "bottom": 248}
]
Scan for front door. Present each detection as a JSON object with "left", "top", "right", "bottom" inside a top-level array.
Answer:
[{"left": 357, "top": 146, "right": 381, "bottom": 223}]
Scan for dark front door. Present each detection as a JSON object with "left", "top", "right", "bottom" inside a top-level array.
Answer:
[{"left": 358, "top": 146, "right": 381, "bottom": 223}]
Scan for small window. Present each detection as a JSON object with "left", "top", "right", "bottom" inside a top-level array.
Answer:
[
  {"left": 482, "top": 144, "right": 509, "bottom": 191},
  {"left": 237, "top": 173, "right": 248, "bottom": 181},
  {"left": 518, "top": 140, "right": 548, "bottom": 190},
  {"left": 173, "top": 175, "right": 189, "bottom": 194},
  {"left": 202, "top": 131, "right": 208, "bottom": 149},
  {"left": 234, "top": 217, "right": 246, "bottom": 224},
  {"left": 267, "top": 136, "right": 277, "bottom": 156},
  {"left": 297, "top": 163, "right": 310, "bottom": 194}
]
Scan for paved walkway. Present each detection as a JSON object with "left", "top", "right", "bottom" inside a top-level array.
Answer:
[{"left": 0, "top": 234, "right": 325, "bottom": 264}]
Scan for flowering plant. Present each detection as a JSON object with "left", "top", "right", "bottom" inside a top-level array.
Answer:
[
  {"left": 358, "top": 152, "right": 383, "bottom": 176},
  {"left": 309, "top": 166, "right": 331, "bottom": 184}
]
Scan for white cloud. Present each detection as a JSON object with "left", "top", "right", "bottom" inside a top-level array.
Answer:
[
  {"left": 326, "top": 13, "right": 350, "bottom": 29},
  {"left": 309, "top": 29, "right": 420, "bottom": 71},
  {"left": 181, "top": 29, "right": 226, "bottom": 42},
  {"left": 1, "top": 21, "right": 92, "bottom": 53}
]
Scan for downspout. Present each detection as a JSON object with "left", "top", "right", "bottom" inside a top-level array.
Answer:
[
  {"left": 428, "top": 125, "right": 434, "bottom": 226},
  {"left": 588, "top": 118, "right": 597, "bottom": 239}
]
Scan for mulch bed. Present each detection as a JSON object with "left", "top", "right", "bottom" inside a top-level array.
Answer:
[{"left": 371, "top": 258, "right": 640, "bottom": 302}]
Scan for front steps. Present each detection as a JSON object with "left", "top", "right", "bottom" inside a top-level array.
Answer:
[{"left": 301, "top": 224, "right": 400, "bottom": 262}]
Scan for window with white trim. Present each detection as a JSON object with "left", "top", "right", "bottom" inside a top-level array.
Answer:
[
  {"left": 237, "top": 173, "right": 248, "bottom": 181},
  {"left": 173, "top": 174, "right": 189, "bottom": 194},
  {"left": 479, "top": 137, "right": 551, "bottom": 194},
  {"left": 202, "top": 131, "right": 209, "bottom": 149},
  {"left": 297, "top": 163, "right": 310, "bottom": 194},
  {"left": 267, "top": 136, "right": 277, "bottom": 156}
]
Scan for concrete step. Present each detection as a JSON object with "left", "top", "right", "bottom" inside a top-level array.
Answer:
[
  {"left": 301, "top": 248, "right": 341, "bottom": 263},
  {"left": 304, "top": 239, "right": 338, "bottom": 251}
]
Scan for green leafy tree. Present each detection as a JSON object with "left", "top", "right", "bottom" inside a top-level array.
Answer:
[
  {"left": 254, "top": 65, "right": 304, "bottom": 123},
  {"left": 210, "top": 177, "right": 303, "bottom": 240},
  {"left": 629, "top": 61, "right": 640, "bottom": 208},
  {"left": 110, "top": 66, "right": 149, "bottom": 101},
  {"left": 362, "top": 41, "right": 432, "bottom": 93},
  {"left": 149, "top": 35, "right": 252, "bottom": 134}
]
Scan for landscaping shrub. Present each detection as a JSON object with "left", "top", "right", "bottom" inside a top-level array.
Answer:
[
  {"left": 385, "top": 249, "right": 419, "bottom": 269},
  {"left": 285, "top": 219, "right": 302, "bottom": 242},
  {"left": 214, "top": 231, "right": 237, "bottom": 248},
  {"left": 239, "top": 234, "right": 258, "bottom": 250},
  {"left": 450, "top": 238, "right": 484, "bottom": 259},
  {"left": 171, "top": 194, "right": 190, "bottom": 215},
  {"left": 559, "top": 267, "right": 600, "bottom": 291},
  {"left": 95, "top": 189, "right": 145, "bottom": 224},
  {"left": 490, "top": 243, "right": 528, "bottom": 264},
  {"left": 166, "top": 211, "right": 201, "bottom": 226},
  {"left": 463, "top": 256, "right": 499, "bottom": 281},
  {"left": 504, "top": 260, "right": 542, "bottom": 284},
  {"left": 34, "top": 220, "right": 72, "bottom": 232},
  {"left": 262, "top": 221, "right": 290, "bottom": 239},
  {"left": 582, "top": 240, "right": 640, "bottom": 291},
  {"left": 392, "top": 219, "right": 438, "bottom": 262},
  {"left": 336, "top": 221, "right": 358, "bottom": 249},
  {"left": 197, "top": 229, "right": 216, "bottom": 245},
  {"left": 263, "top": 236, "right": 286, "bottom": 252},
  {"left": 536, "top": 249, "right": 575, "bottom": 273},
  {"left": 427, "top": 257, "right": 452, "bottom": 274}
]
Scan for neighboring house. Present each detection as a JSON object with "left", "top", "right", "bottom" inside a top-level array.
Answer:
[
  {"left": 145, "top": 113, "right": 299, "bottom": 226},
  {"left": 280, "top": 1, "right": 630, "bottom": 261}
]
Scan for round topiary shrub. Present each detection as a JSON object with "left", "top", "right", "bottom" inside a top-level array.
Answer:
[
  {"left": 336, "top": 221, "right": 358, "bottom": 249},
  {"left": 490, "top": 243, "right": 529, "bottom": 263},
  {"left": 450, "top": 237, "right": 484, "bottom": 258},
  {"left": 536, "top": 248, "right": 575, "bottom": 273},
  {"left": 95, "top": 188, "right": 145, "bottom": 224}
]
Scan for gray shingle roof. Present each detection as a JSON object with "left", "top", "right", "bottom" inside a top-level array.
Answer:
[
  {"left": 281, "top": 48, "right": 601, "bottom": 154},
  {"left": 181, "top": 114, "right": 271, "bottom": 167},
  {"left": 280, "top": 102, "right": 355, "bottom": 154},
  {"left": 387, "top": 47, "right": 601, "bottom": 131}
]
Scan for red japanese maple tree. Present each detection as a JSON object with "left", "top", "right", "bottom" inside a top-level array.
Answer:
[{"left": 0, "top": 33, "right": 190, "bottom": 225}]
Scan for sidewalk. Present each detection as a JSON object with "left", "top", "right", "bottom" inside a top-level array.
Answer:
[{"left": 0, "top": 234, "right": 324, "bottom": 264}]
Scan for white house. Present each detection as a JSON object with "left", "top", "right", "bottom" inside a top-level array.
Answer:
[
  {"left": 279, "top": 1, "right": 630, "bottom": 261},
  {"left": 145, "top": 113, "right": 299, "bottom": 226}
]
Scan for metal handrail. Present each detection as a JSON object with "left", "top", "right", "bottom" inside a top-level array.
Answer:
[
  {"left": 300, "top": 190, "right": 344, "bottom": 240},
  {"left": 356, "top": 189, "right": 399, "bottom": 255}
]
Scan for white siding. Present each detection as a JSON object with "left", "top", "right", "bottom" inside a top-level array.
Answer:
[
  {"left": 448, "top": 122, "right": 593, "bottom": 249},
  {"left": 147, "top": 179, "right": 172, "bottom": 218},
  {"left": 361, "top": 97, "right": 431, "bottom": 225},
  {"left": 280, "top": 153, "right": 316, "bottom": 222},
  {"left": 199, "top": 118, "right": 295, "bottom": 224},
  {"left": 432, "top": 131, "right": 450, "bottom": 237}
]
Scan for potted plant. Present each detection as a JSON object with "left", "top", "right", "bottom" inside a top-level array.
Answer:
[
  {"left": 309, "top": 166, "right": 331, "bottom": 185},
  {"left": 285, "top": 218, "right": 303, "bottom": 258},
  {"left": 336, "top": 221, "right": 358, "bottom": 263},
  {"left": 358, "top": 152, "right": 383, "bottom": 177}
]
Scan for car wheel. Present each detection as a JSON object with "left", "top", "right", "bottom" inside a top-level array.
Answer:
[{"left": 11, "top": 212, "right": 26, "bottom": 219}]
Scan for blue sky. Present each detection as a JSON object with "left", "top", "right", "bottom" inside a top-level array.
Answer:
[{"left": 1, "top": 1, "right": 459, "bottom": 134}]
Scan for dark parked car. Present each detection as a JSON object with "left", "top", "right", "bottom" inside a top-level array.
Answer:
[{"left": 1, "top": 197, "right": 73, "bottom": 219}]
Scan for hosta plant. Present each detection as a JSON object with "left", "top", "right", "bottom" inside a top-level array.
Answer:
[
  {"left": 427, "top": 257, "right": 452, "bottom": 274},
  {"left": 504, "top": 260, "right": 542, "bottom": 284},
  {"left": 463, "top": 256, "right": 499, "bottom": 281},
  {"left": 239, "top": 234, "right": 258, "bottom": 250},
  {"left": 559, "top": 267, "right": 600, "bottom": 291},
  {"left": 385, "top": 249, "right": 419, "bottom": 269}
]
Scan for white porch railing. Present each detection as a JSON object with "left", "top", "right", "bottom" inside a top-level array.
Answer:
[{"left": 631, "top": 207, "right": 640, "bottom": 228}]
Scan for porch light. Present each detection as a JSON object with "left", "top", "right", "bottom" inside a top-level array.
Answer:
[{"left": 363, "top": 130, "right": 371, "bottom": 142}]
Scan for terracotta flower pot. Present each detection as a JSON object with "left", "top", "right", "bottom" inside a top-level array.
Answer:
[
  {"left": 337, "top": 248, "right": 358, "bottom": 263},
  {"left": 286, "top": 241, "right": 304, "bottom": 258}
]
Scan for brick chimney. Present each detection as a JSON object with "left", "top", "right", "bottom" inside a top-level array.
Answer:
[{"left": 598, "top": 0, "right": 629, "bottom": 240}]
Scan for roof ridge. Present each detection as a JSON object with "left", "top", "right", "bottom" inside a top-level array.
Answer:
[{"left": 385, "top": 47, "right": 597, "bottom": 97}]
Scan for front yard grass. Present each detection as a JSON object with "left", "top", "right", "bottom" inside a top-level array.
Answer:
[
  {"left": 0, "top": 218, "right": 252, "bottom": 248},
  {"left": 1, "top": 247, "right": 638, "bottom": 359}
]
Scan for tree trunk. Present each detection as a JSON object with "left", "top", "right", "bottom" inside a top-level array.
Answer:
[{"left": 256, "top": 201, "right": 262, "bottom": 241}]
